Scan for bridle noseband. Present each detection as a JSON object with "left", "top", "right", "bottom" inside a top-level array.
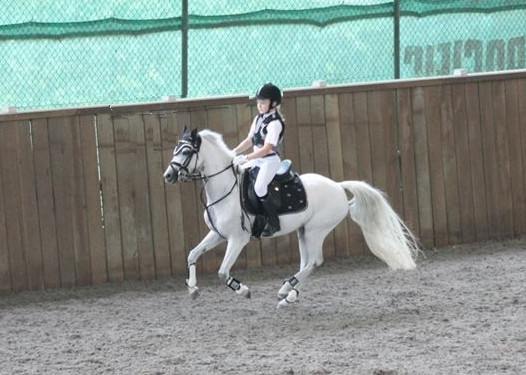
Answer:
[{"left": 169, "top": 139, "right": 202, "bottom": 181}]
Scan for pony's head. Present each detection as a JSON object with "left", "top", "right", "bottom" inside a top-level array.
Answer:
[{"left": 163, "top": 126, "right": 203, "bottom": 183}]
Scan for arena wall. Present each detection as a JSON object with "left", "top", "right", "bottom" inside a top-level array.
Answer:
[{"left": 1, "top": 70, "right": 525, "bottom": 292}]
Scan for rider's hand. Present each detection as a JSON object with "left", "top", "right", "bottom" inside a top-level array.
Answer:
[{"left": 233, "top": 154, "right": 249, "bottom": 167}]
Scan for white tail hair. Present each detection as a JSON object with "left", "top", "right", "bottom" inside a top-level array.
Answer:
[{"left": 340, "top": 180, "right": 419, "bottom": 270}]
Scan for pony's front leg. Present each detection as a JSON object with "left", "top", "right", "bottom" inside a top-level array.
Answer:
[
  {"left": 218, "top": 235, "right": 251, "bottom": 298},
  {"left": 186, "top": 231, "right": 225, "bottom": 299}
]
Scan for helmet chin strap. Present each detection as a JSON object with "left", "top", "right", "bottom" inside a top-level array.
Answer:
[{"left": 264, "top": 103, "right": 277, "bottom": 114}]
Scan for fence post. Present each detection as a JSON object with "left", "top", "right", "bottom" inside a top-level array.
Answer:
[
  {"left": 181, "top": 0, "right": 189, "bottom": 98},
  {"left": 394, "top": 0, "right": 401, "bottom": 79}
]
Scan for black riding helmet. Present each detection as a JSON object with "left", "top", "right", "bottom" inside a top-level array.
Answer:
[{"left": 256, "top": 83, "right": 282, "bottom": 107}]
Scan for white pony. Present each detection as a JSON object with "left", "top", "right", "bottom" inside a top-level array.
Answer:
[{"left": 163, "top": 128, "right": 419, "bottom": 308}]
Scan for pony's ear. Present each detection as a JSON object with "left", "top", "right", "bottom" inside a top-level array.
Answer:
[{"left": 181, "top": 125, "right": 193, "bottom": 141}]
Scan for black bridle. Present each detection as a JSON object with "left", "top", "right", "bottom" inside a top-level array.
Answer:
[
  {"left": 168, "top": 136, "right": 238, "bottom": 238},
  {"left": 169, "top": 139, "right": 202, "bottom": 181}
]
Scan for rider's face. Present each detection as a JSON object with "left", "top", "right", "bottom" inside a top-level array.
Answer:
[{"left": 257, "top": 99, "right": 271, "bottom": 114}]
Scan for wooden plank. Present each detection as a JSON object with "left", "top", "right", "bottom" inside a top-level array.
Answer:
[
  {"left": 518, "top": 78, "right": 526, "bottom": 236},
  {"left": 491, "top": 81, "right": 514, "bottom": 238},
  {"left": 31, "top": 119, "right": 61, "bottom": 289},
  {"left": 144, "top": 113, "right": 172, "bottom": 278},
  {"left": 3, "top": 121, "right": 30, "bottom": 291},
  {"left": 0, "top": 155, "right": 10, "bottom": 290},
  {"left": 296, "top": 96, "right": 315, "bottom": 173},
  {"left": 439, "top": 85, "right": 462, "bottom": 244},
  {"left": 411, "top": 87, "right": 434, "bottom": 247},
  {"left": 0, "top": 123, "right": 23, "bottom": 292},
  {"left": 478, "top": 82, "right": 500, "bottom": 239},
  {"left": 310, "top": 95, "right": 329, "bottom": 176},
  {"left": 161, "top": 112, "right": 186, "bottom": 277},
  {"left": 450, "top": 84, "right": 476, "bottom": 243},
  {"left": 112, "top": 114, "right": 140, "bottom": 280},
  {"left": 48, "top": 117, "right": 78, "bottom": 287},
  {"left": 80, "top": 115, "right": 107, "bottom": 285},
  {"left": 465, "top": 83, "right": 489, "bottom": 241},
  {"left": 353, "top": 92, "right": 373, "bottom": 184},
  {"left": 505, "top": 79, "right": 526, "bottom": 236},
  {"left": 97, "top": 113, "right": 124, "bottom": 283},
  {"left": 367, "top": 91, "right": 389, "bottom": 192},
  {"left": 17, "top": 121, "right": 44, "bottom": 290},
  {"left": 339, "top": 92, "right": 366, "bottom": 257},
  {"left": 69, "top": 117, "right": 93, "bottom": 287},
  {"left": 397, "top": 88, "right": 420, "bottom": 237},
  {"left": 132, "top": 114, "right": 155, "bottom": 280},
  {"left": 325, "top": 93, "right": 349, "bottom": 259},
  {"left": 424, "top": 85, "right": 448, "bottom": 247},
  {"left": 282, "top": 97, "right": 301, "bottom": 172}
]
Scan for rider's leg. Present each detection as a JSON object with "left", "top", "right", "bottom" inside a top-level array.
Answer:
[
  {"left": 254, "top": 158, "right": 281, "bottom": 236},
  {"left": 260, "top": 197, "right": 280, "bottom": 235}
]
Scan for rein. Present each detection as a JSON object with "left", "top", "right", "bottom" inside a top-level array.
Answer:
[
  {"left": 169, "top": 131, "right": 249, "bottom": 238},
  {"left": 199, "top": 163, "right": 238, "bottom": 239}
]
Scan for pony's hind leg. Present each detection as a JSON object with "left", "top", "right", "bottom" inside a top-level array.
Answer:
[{"left": 277, "top": 228, "right": 328, "bottom": 308}]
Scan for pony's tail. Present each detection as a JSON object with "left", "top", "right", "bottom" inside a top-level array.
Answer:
[{"left": 340, "top": 180, "right": 419, "bottom": 270}]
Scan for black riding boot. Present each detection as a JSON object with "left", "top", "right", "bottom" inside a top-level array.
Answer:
[{"left": 260, "top": 197, "right": 280, "bottom": 236}]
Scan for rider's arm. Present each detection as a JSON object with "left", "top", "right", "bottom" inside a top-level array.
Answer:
[
  {"left": 246, "top": 142, "right": 274, "bottom": 160},
  {"left": 233, "top": 137, "right": 253, "bottom": 155}
]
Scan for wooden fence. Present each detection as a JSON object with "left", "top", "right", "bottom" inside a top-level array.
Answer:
[{"left": 1, "top": 70, "right": 525, "bottom": 292}]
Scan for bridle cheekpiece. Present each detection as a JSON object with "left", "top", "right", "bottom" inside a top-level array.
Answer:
[{"left": 169, "top": 128, "right": 203, "bottom": 181}]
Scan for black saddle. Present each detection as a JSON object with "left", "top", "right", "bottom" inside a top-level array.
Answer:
[{"left": 240, "top": 159, "right": 308, "bottom": 237}]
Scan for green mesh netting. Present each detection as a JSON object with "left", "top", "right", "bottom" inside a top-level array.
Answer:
[{"left": 1, "top": 0, "right": 525, "bottom": 110}]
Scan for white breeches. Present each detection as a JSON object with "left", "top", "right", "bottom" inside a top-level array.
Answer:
[{"left": 245, "top": 155, "right": 281, "bottom": 197}]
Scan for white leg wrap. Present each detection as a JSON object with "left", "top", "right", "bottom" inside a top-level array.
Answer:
[
  {"left": 227, "top": 276, "right": 251, "bottom": 298},
  {"left": 277, "top": 289, "right": 299, "bottom": 308},
  {"left": 278, "top": 281, "right": 293, "bottom": 300},
  {"left": 187, "top": 264, "right": 197, "bottom": 288}
]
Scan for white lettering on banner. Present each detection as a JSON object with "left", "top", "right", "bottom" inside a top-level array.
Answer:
[{"left": 404, "top": 36, "right": 525, "bottom": 76}]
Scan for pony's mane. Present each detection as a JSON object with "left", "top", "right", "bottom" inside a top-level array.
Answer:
[{"left": 199, "top": 129, "right": 234, "bottom": 156}]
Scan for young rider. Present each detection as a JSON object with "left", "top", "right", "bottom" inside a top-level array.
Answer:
[{"left": 233, "top": 83, "right": 285, "bottom": 236}]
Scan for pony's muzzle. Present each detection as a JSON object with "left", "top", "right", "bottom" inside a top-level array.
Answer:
[{"left": 163, "top": 165, "right": 179, "bottom": 184}]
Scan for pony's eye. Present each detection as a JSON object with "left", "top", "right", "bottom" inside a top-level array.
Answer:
[{"left": 182, "top": 150, "right": 191, "bottom": 156}]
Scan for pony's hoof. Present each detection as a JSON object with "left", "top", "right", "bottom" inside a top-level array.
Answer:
[
  {"left": 276, "top": 289, "right": 298, "bottom": 308},
  {"left": 236, "top": 284, "right": 251, "bottom": 299},
  {"left": 188, "top": 286, "right": 200, "bottom": 300}
]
